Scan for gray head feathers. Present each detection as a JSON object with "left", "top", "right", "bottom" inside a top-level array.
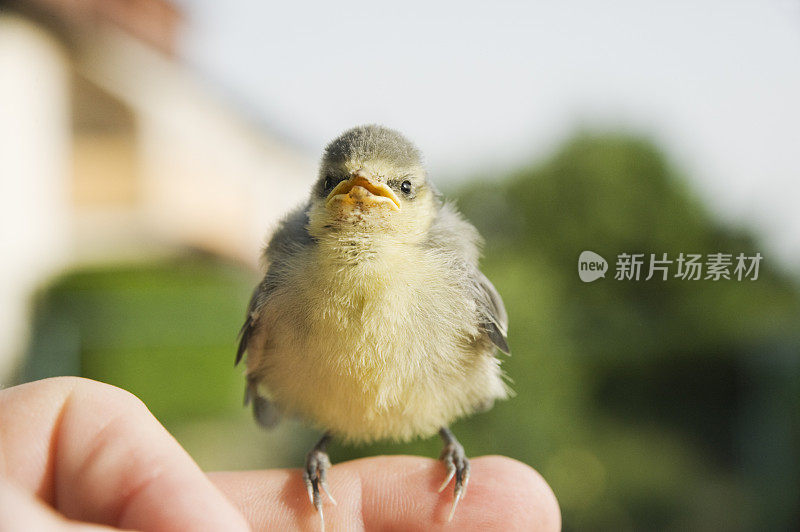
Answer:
[{"left": 322, "top": 125, "right": 423, "bottom": 170}]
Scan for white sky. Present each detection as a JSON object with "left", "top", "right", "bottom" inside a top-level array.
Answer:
[{"left": 177, "top": 0, "right": 800, "bottom": 268}]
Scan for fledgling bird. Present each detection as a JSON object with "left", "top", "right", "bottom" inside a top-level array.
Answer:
[{"left": 236, "top": 125, "right": 511, "bottom": 527}]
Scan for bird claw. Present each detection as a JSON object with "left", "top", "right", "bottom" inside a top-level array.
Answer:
[
  {"left": 439, "top": 439, "right": 470, "bottom": 521},
  {"left": 303, "top": 443, "right": 335, "bottom": 531},
  {"left": 320, "top": 478, "right": 337, "bottom": 506},
  {"left": 437, "top": 463, "right": 456, "bottom": 493}
]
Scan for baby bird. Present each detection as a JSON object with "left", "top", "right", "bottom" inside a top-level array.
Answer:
[{"left": 237, "top": 125, "right": 510, "bottom": 526}]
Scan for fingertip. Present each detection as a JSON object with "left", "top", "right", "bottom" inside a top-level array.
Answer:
[
  {"left": 347, "top": 455, "right": 560, "bottom": 531},
  {"left": 212, "top": 455, "right": 561, "bottom": 531},
  {"left": 470, "top": 455, "right": 561, "bottom": 532}
]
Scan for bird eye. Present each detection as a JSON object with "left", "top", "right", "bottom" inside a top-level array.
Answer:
[{"left": 400, "top": 180, "right": 412, "bottom": 194}]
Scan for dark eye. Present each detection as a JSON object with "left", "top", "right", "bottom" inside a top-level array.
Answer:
[
  {"left": 400, "top": 180, "right": 412, "bottom": 194},
  {"left": 323, "top": 175, "right": 335, "bottom": 190}
]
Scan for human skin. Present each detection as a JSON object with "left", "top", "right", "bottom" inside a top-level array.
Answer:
[{"left": 0, "top": 377, "right": 560, "bottom": 531}]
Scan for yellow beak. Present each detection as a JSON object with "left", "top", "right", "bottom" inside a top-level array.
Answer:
[{"left": 325, "top": 171, "right": 401, "bottom": 211}]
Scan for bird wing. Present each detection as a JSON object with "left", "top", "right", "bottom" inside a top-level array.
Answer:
[
  {"left": 236, "top": 204, "right": 313, "bottom": 366},
  {"left": 424, "top": 201, "right": 510, "bottom": 354},
  {"left": 236, "top": 276, "right": 283, "bottom": 428},
  {"left": 471, "top": 269, "right": 511, "bottom": 354},
  {"left": 236, "top": 204, "right": 314, "bottom": 427},
  {"left": 235, "top": 280, "right": 269, "bottom": 366}
]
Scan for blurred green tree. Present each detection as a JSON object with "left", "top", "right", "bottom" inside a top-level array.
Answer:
[{"left": 451, "top": 132, "right": 800, "bottom": 530}]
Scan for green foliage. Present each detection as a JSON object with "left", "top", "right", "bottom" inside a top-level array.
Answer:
[{"left": 21, "top": 256, "right": 257, "bottom": 424}]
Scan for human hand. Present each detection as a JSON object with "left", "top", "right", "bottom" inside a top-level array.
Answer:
[{"left": 0, "top": 377, "right": 560, "bottom": 531}]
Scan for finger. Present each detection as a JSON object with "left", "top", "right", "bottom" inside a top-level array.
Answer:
[
  {"left": 0, "top": 377, "right": 249, "bottom": 532},
  {"left": 211, "top": 455, "right": 561, "bottom": 531},
  {"left": 0, "top": 476, "right": 115, "bottom": 531}
]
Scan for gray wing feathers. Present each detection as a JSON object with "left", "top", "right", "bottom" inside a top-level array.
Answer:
[
  {"left": 236, "top": 204, "right": 315, "bottom": 426},
  {"left": 236, "top": 204, "right": 313, "bottom": 366},
  {"left": 472, "top": 270, "right": 511, "bottom": 354},
  {"left": 235, "top": 320, "right": 253, "bottom": 366},
  {"left": 426, "top": 202, "right": 510, "bottom": 354},
  {"left": 244, "top": 377, "right": 280, "bottom": 428},
  {"left": 235, "top": 284, "right": 262, "bottom": 366}
]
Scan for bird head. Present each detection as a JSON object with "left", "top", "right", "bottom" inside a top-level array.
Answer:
[{"left": 307, "top": 125, "right": 439, "bottom": 241}]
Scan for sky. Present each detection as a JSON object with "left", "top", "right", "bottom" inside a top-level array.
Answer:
[{"left": 176, "top": 0, "right": 800, "bottom": 267}]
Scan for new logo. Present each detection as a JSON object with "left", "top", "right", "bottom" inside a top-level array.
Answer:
[{"left": 578, "top": 251, "right": 608, "bottom": 283}]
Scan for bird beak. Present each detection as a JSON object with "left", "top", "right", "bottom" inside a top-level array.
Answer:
[{"left": 326, "top": 170, "right": 401, "bottom": 211}]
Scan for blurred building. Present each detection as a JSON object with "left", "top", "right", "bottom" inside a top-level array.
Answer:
[{"left": 0, "top": 0, "right": 316, "bottom": 383}]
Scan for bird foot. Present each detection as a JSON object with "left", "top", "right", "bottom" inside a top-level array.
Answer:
[
  {"left": 438, "top": 428, "right": 470, "bottom": 521},
  {"left": 303, "top": 434, "right": 336, "bottom": 531}
]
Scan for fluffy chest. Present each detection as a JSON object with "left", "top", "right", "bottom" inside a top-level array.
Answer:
[
  {"left": 310, "top": 247, "right": 469, "bottom": 357},
  {"left": 265, "top": 241, "right": 479, "bottom": 395}
]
